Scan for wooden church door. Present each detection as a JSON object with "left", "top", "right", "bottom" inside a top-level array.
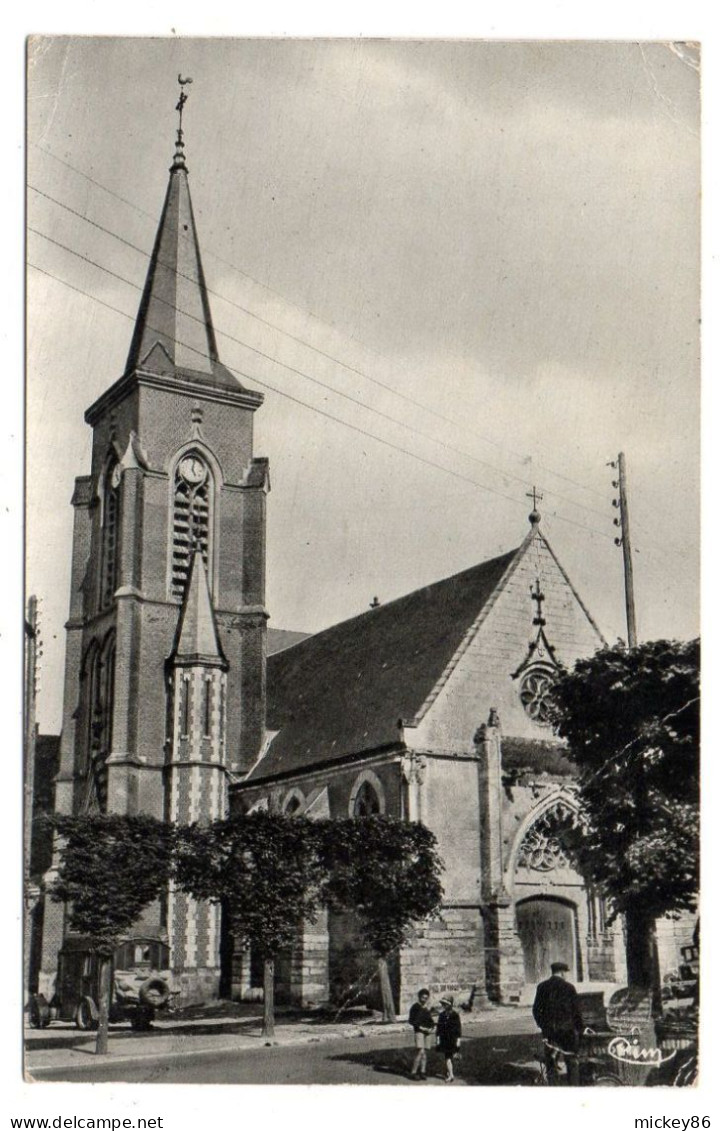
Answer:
[{"left": 516, "top": 897, "right": 577, "bottom": 983}]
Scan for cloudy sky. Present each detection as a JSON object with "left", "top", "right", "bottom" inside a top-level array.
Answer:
[{"left": 26, "top": 38, "right": 700, "bottom": 733}]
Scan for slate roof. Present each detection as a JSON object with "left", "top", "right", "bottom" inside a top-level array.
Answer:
[
  {"left": 267, "top": 627, "right": 312, "bottom": 655},
  {"left": 246, "top": 546, "right": 519, "bottom": 782}
]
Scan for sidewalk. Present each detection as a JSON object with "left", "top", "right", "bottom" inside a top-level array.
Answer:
[{"left": 25, "top": 1007, "right": 536, "bottom": 1075}]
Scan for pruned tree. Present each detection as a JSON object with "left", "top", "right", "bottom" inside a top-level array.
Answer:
[
  {"left": 318, "top": 817, "right": 444, "bottom": 1022},
  {"left": 548, "top": 638, "right": 699, "bottom": 997},
  {"left": 50, "top": 814, "right": 176, "bottom": 1054},
  {"left": 175, "top": 812, "right": 324, "bottom": 1038}
]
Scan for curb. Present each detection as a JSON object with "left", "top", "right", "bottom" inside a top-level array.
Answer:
[
  {"left": 26, "top": 1012, "right": 523, "bottom": 1076},
  {"left": 25, "top": 1023, "right": 407, "bottom": 1075}
]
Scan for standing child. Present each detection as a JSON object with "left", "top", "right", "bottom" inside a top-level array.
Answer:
[
  {"left": 408, "top": 988, "right": 435, "bottom": 1080},
  {"left": 436, "top": 995, "right": 462, "bottom": 1082}
]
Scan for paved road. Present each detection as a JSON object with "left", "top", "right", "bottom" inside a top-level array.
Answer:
[{"left": 29, "top": 1026, "right": 542, "bottom": 1086}]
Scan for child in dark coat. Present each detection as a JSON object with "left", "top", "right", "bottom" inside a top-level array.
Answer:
[
  {"left": 436, "top": 996, "right": 462, "bottom": 1082},
  {"left": 408, "top": 988, "right": 435, "bottom": 1079}
]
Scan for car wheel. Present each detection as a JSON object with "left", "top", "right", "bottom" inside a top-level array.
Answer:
[
  {"left": 76, "top": 996, "right": 99, "bottom": 1031},
  {"left": 138, "top": 977, "right": 170, "bottom": 1008},
  {"left": 29, "top": 994, "right": 51, "bottom": 1029}
]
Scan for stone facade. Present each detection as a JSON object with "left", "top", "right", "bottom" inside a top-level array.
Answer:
[{"left": 231, "top": 522, "right": 632, "bottom": 1010}]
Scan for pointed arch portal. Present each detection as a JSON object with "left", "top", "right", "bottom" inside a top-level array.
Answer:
[{"left": 512, "top": 797, "right": 585, "bottom": 984}]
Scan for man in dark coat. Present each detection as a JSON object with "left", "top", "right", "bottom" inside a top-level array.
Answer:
[{"left": 532, "top": 961, "right": 583, "bottom": 1085}]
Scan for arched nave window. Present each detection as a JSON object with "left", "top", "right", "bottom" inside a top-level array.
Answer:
[{"left": 349, "top": 771, "right": 385, "bottom": 817}]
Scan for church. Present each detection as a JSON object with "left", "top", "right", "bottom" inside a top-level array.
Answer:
[{"left": 37, "top": 104, "right": 640, "bottom": 1014}]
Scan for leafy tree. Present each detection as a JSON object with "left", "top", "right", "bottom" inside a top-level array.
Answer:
[
  {"left": 318, "top": 817, "right": 444, "bottom": 1022},
  {"left": 50, "top": 814, "right": 176, "bottom": 1054},
  {"left": 548, "top": 639, "right": 699, "bottom": 996},
  {"left": 175, "top": 812, "right": 324, "bottom": 1037}
]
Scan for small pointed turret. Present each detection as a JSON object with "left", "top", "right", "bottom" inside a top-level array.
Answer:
[
  {"left": 173, "top": 550, "right": 227, "bottom": 667},
  {"left": 166, "top": 538, "right": 229, "bottom": 984}
]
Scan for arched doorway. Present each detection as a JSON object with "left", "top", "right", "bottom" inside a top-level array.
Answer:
[{"left": 516, "top": 896, "right": 579, "bottom": 984}]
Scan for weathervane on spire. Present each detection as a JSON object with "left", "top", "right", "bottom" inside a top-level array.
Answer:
[
  {"left": 176, "top": 75, "right": 193, "bottom": 139},
  {"left": 171, "top": 75, "right": 193, "bottom": 170}
]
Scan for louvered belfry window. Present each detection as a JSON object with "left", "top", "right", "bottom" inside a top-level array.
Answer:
[
  {"left": 171, "top": 452, "right": 212, "bottom": 599},
  {"left": 100, "top": 461, "right": 120, "bottom": 609}
]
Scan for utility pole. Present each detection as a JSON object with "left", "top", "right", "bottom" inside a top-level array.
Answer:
[
  {"left": 24, "top": 596, "right": 40, "bottom": 1000},
  {"left": 610, "top": 452, "right": 638, "bottom": 647},
  {"left": 24, "top": 596, "right": 39, "bottom": 888}
]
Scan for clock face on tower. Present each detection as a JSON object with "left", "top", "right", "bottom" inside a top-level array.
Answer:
[{"left": 179, "top": 455, "right": 207, "bottom": 485}]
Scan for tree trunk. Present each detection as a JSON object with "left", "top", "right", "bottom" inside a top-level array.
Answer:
[
  {"left": 377, "top": 956, "right": 396, "bottom": 1023},
  {"left": 95, "top": 954, "right": 112, "bottom": 1055},
  {"left": 218, "top": 899, "right": 234, "bottom": 999},
  {"left": 625, "top": 907, "right": 661, "bottom": 1011},
  {"left": 262, "top": 956, "right": 275, "bottom": 1039}
]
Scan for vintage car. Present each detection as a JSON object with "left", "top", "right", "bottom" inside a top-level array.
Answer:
[
  {"left": 661, "top": 945, "right": 699, "bottom": 1002},
  {"left": 29, "top": 935, "right": 174, "bottom": 1031}
]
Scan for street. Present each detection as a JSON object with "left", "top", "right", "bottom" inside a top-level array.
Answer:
[{"left": 28, "top": 1017, "right": 542, "bottom": 1086}]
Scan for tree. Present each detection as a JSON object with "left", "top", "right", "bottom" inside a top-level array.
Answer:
[
  {"left": 50, "top": 814, "right": 176, "bottom": 1054},
  {"left": 318, "top": 817, "right": 444, "bottom": 1022},
  {"left": 175, "top": 812, "right": 324, "bottom": 1038},
  {"left": 548, "top": 638, "right": 699, "bottom": 996}
]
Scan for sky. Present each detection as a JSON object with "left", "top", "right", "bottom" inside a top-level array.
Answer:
[{"left": 26, "top": 37, "right": 700, "bottom": 734}]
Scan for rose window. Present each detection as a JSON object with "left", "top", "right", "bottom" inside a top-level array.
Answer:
[{"left": 519, "top": 666, "right": 554, "bottom": 725}]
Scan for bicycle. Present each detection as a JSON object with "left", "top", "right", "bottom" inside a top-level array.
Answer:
[
  {"left": 537, "top": 1037, "right": 623, "bottom": 1087},
  {"left": 672, "top": 1050, "right": 698, "bottom": 1087}
]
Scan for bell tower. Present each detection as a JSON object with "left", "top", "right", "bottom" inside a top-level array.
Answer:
[{"left": 40, "top": 83, "right": 269, "bottom": 999}]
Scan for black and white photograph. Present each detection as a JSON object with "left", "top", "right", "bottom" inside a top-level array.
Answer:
[{"left": 21, "top": 33, "right": 701, "bottom": 1099}]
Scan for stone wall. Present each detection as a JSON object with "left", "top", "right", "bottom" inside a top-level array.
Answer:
[
  {"left": 399, "top": 907, "right": 485, "bottom": 1014},
  {"left": 275, "top": 912, "right": 330, "bottom": 1008},
  {"left": 483, "top": 900, "right": 525, "bottom": 1003},
  {"left": 170, "top": 967, "right": 221, "bottom": 1007},
  {"left": 411, "top": 531, "right": 603, "bottom": 754}
]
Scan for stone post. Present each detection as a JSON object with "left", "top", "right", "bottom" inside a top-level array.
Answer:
[
  {"left": 475, "top": 710, "right": 525, "bottom": 1003},
  {"left": 400, "top": 753, "right": 427, "bottom": 822}
]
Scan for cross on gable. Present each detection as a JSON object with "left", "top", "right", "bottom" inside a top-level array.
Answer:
[
  {"left": 531, "top": 578, "right": 546, "bottom": 626},
  {"left": 511, "top": 575, "right": 559, "bottom": 681}
]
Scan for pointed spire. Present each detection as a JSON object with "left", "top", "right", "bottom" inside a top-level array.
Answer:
[
  {"left": 124, "top": 80, "right": 241, "bottom": 391},
  {"left": 173, "top": 550, "right": 227, "bottom": 667}
]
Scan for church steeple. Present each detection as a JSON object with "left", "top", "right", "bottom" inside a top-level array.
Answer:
[
  {"left": 44, "top": 80, "right": 269, "bottom": 1008},
  {"left": 124, "top": 79, "right": 241, "bottom": 391}
]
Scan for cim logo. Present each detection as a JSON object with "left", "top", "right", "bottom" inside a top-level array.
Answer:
[{"left": 607, "top": 1035, "right": 676, "bottom": 1067}]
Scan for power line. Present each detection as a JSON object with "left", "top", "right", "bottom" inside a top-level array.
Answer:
[
  {"left": 31, "top": 144, "right": 696, "bottom": 554},
  {"left": 28, "top": 179, "right": 623, "bottom": 529},
  {"left": 29, "top": 145, "right": 618, "bottom": 506},
  {"left": 29, "top": 200, "right": 693, "bottom": 565},
  {"left": 28, "top": 218, "right": 618, "bottom": 523},
  {"left": 27, "top": 256, "right": 618, "bottom": 547},
  {"left": 28, "top": 164, "right": 695, "bottom": 562}
]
